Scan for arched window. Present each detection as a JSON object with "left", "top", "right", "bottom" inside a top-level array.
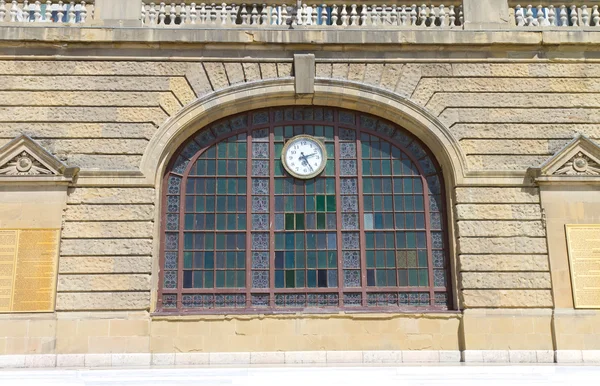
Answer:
[{"left": 158, "top": 107, "right": 450, "bottom": 313}]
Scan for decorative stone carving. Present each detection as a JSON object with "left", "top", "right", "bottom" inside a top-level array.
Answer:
[
  {"left": 0, "top": 151, "right": 52, "bottom": 176},
  {"left": 554, "top": 152, "right": 600, "bottom": 176}
]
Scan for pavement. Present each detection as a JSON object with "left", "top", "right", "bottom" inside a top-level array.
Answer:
[{"left": 2, "top": 365, "right": 600, "bottom": 386}]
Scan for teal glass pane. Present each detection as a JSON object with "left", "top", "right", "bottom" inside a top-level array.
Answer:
[
  {"left": 226, "top": 270, "right": 236, "bottom": 287},
  {"left": 217, "top": 144, "right": 227, "bottom": 158},
  {"left": 314, "top": 125, "right": 323, "bottom": 137},
  {"left": 385, "top": 232, "right": 395, "bottom": 248},
  {"left": 376, "top": 251, "right": 385, "bottom": 268},
  {"left": 307, "top": 251, "right": 317, "bottom": 268},
  {"left": 295, "top": 213, "right": 305, "bottom": 230},
  {"left": 325, "top": 143, "right": 334, "bottom": 158},
  {"left": 406, "top": 232, "right": 416, "bottom": 248},
  {"left": 365, "top": 233, "right": 374, "bottom": 249},
  {"left": 326, "top": 179, "right": 335, "bottom": 194},
  {"left": 285, "top": 252, "right": 295, "bottom": 269},
  {"left": 324, "top": 126, "right": 334, "bottom": 139},
  {"left": 216, "top": 234, "right": 226, "bottom": 249},
  {"left": 326, "top": 195, "right": 336, "bottom": 212},
  {"left": 306, "top": 180, "right": 315, "bottom": 194},
  {"left": 237, "top": 270, "right": 245, "bottom": 287},
  {"left": 227, "top": 142, "right": 236, "bottom": 158},
  {"left": 318, "top": 252, "right": 327, "bottom": 268},
  {"left": 306, "top": 233, "right": 316, "bottom": 249},
  {"left": 185, "top": 214, "right": 194, "bottom": 230},
  {"left": 398, "top": 270, "right": 408, "bottom": 286},
  {"left": 408, "top": 269, "right": 418, "bottom": 286},
  {"left": 306, "top": 196, "right": 315, "bottom": 211},
  {"left": 237, "top": 252, "right": 245, "bottom": 269},
  {"left": 194, "top": 197, "right": 203, "bottom": 212},
  {"left": 381, "top": 160, "right": 391, "bottom": 175},
  {"left": 216, "top": 196, "right": 227, "bottom": 211},
  {"left": 184, "top": 252, "right": 192, "bottom": 269},
  {"left": 204, "top": 271, "right": 214, "bottom": 288},
  {"left": 285, "top": 196, "right": 294, "bottom": 211},
  {"left": 285, "top": 233, "right": 295, "bottom": 249},
  {"left": 217, "top": 160, "right": 227, "bottom": 175},
  {"left": 285, "top": 125, "right": 294, "bottom": 138},
  {"left": 285, "top": 270, "right": 295, "bottom": 288},
  {"left": 376, "top": 270, "right": 386, "bottom": 286},
  {"left": 327, "top": 252, "right": 337, "bottom": 268},
  {"left": 366, "top": 250, "right": 375, "bottom": 268},
  {"left": 275, "top": 270, "right": 284, "bottom": 288},
  {"left": 193, "top": 271, "right": 203, "bottom": 288},
  {"left": 363, "top": 178, "right": 372, "bottom": 193},
  {"left": 372, "top": 160, "right": 382, "bottom": 175},
  {"left": 274, "top": 126, "right": 284, "bottom": 141},
  {"left": 203, "top": 252, "right": 213, "bottom": 269},
  {"left": 205, "top": 196, "right": 215, "bottom": 211},
  {"left": 371, "top": 142, "right": 381, "bottom": 158},
  {"left": 296, "top": 271, "right": 305, "bottom": 288},
  {"left": 295, "top": 233, "right": 305, "bottom": 249},
  {"left": 226, "top": 179, "right": 236, "bottom": 194},
  {"left": 403, "top": 178, "right": 413, "bottom": 193},
  {"left": 226, "top": 252, "right": 236, "bottom": 268},
  {"left": 361, "top": 142, "right": 370, "bottom": 158},
  {"left": 275, "top": 161, "right": 285, "bottom": 176},
  {"left": 184, "top": 233, "right": 193, "bottom": 249},
  {"left": 216, "top": 271, "right": 225, "bottom": 287},
  {"left": 227, "top": 196, "right": 236, "bottom": 212},
  {"left": 418, "top": 250, "right": 428, "bottom": 267},
  {"left": 392, "top": 159, "right": 402, "bottom": 174},
  {"left": 325, "top": 161, "right": 334, "bottom": 176},
  {"left": 363, "top": 196, "right": 373, "bottom": 211},
  {"left": 205, "top": 235, "right": 214, "bottom": 250},
  {"left": 275, "top": 179, "right": 283, "bottom": 193},
  {"left": 386, "top": 251, "right": 395, "bottom": 267},
  {"left": 285, "top": 213, "right": 295, "bottom": 230},
  {"left": 205, "top": 160, "right": 216, "bottom": 175},
  {"left": 205, "top": 147, "right": 216, "bottom": 158},
  {"left": 419, "top": 269, "right": 429, "bottom": 286},
  {"left": 307, "top": 270, "right": 317, "bottom": 287},
  {"left": 296, "top": 252, "right": 306, "bottom": 268},
  {"left": 387, "top": 269, "right": 397, "bottom": 286},
  {"left": 275, "top": 234, "right": 284, "bottom": 249},
  {"left": 238, "top": 143, "right": 247, "bottom": 158},
  {"left": 216, "top": 215, "right": 226, "bottom": 230},
  {"left": 384, "top": 196, "right": 393, "bottom": 211},
  {"left": 274, "top": 143, "right": 284, "bottom": 157}
]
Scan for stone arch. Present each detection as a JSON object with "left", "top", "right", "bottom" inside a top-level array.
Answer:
[
  {"left": 144, "top": 78, "right": 464, "bottom": 310},
  {"left": 141, "top": 78, "right": 467, "bottom": 187}
]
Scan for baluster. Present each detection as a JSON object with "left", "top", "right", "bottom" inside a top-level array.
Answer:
[
  {"left": 448, "top": 5, "right": 455, "bottom": 27},
  {"left": 321, "top": 4, "right": 328, "bottom": 26},
  {"left": 169, "top": 2, "right": 176, "bottom": 25},
  {"left": 211, "top": 3, "right": 218, "bottom": 24},
  {"left": 340, "top": 4, "right": 347, "bottom": 26},
  {"left": 57, "top": 0, "right": 64, "bottom": 22},
  {"left": 220, "top": 3, "right": 227, "bottom": 25},
  {"left": 593, "top": 5, "right": 600, "bottom": 27},
  {"left": 190, "top": 2, "right": 197, "bottom": 23},
  {"left": 458, "top": 5, "right": 463, "bottom": 25},
  {"left": 45, "top": 0, "right": 52, "bottom": 22},
  {"left": 570, "top": 5, "right": 578, "bottom": 27},
  {"left": 438, "top": 4, "right": 445, "bottom": 27},
  {"left": 359, "top": 4, "right": 367, "bottom": 26},
  {"left": 34, "top": 1, "right": 41, "bottom": 22},
  {"left": 79, "top": 0, "right": 86, "bottom": 23},
  {"left": 559, "top": 5, "right": 567, "bottom": 26},
  {"left": 331, "top": 4, "right": 338, "bottom": 26},
  {"left": 582, "top": 5, "right": 589, "bottom": 26},
  {"left": 537, "top": 5, "right": 547, "bottom": 26},
  {"left": 179, "top": 2, "right": 186, "bottom": 24},
  {"left": 525, "top": 5, "right": 534, "bottom": 26},
  {"left": 148, "top": 2, "right": 157, "bottom": 24},
  {"left": 0, "top": 1, "right": 6, "bottom": 22},
  {"left": 381, "top": 5, "right": 389, "bottom": 26},
  {"left": 198, "top": 3, "right": 205, "bottom": 24},
  {"left": 548, "top": 5, "right": 555, "bottom": 26},
  {"left": 267, "top": 3, "right": 274, "bottom": 25},
  {"left": 370, "top": 5, "right": 377, "bottom": 27},
  {"left": 260, "top": 3, "right": 266, "bottom": 25},
  {"left": 141, "top": 2, "right": 146, "bottom": 24},
  {"left": 418, "top": 4, "right": 427, "bottom": 27},
  {"left": 241, "top": 3, "right": 247, "bottom": 24},
  {"left": 22, "top": 0, "right": 31, "bottom": 22},
  {"left": 281, "top": 4, "right": 288, "bottom": 25},
  {"left": 515, "top": 5, "right": 523, "bottom": 26},
  {"left": 400, "top": 5, "right": 407, "bottom": 26},
  {"left": 300, "top": 4, "right": 307, "bottom": 25},
  {"left": 10, "top": 0, "right": 18, "bottom": 22},
  {"left": 68, "top": 1, "right": 76, "bottom": 23},
  {"left": 159, "top": 2, "right": 166, "bottom": 24},
  {"left": 310, "top": 4, "right": 317, "bottom": 25},
  {"left": 428, "top": 4, "right": 435, "bottom": 27},
  {"left": 349, "top": 4, "right": 357, "bottom": 26},
  {"left": 250, "top": 3, "right": 258, "bottom": 25},
  {"left": 229, "top": 3, "right": 238, "bottom": 25},
  {"left": 391, "top": 5, "right": 398, "bottom": 26},
  {"left": 410, "top": 4, "right": 417, "bottom": 26}
]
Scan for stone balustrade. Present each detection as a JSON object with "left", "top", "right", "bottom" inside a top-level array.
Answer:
[
  {"left": 140, "top": 2, "right": 463, "bottom": 28},
  {"left": 0, "top": 0, "right": 93, "bottom": 23},
  {"left": 510, "top": 3, "right": 600, "bottom": 27}
]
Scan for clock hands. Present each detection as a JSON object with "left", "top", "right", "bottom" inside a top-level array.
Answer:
[{"left": 299, "top": 152, "right": 314, "bottom": 172}]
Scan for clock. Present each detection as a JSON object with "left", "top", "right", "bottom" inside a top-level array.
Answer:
[{"left": 281, "top": 135, "right": 327, "bottom": 179}]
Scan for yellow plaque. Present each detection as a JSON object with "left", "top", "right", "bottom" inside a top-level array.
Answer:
[
  {"left": 566, "top": 225, "right": 600, "bottom": 309},
  {"left": 0, "top": 229, "right": 60, "bottom": 313}
]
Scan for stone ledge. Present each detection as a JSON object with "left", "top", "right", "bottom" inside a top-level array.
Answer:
[{"left": 462, "top": 350, "right": 554, "bottom": 363}]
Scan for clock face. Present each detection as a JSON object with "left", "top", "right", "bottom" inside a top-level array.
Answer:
[{"left": 281, "top": 135, "right": 327, "bottom": 179}]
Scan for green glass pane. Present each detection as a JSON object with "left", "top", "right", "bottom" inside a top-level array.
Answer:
[
  {"left": 317, "top": 213, "right": 326, "bottom": 229},
  {"left": 307, "top": 270, "right": 317, "bottom": 287},
  {"left": 205, "top": 196, "right": 215, "bottom": 211},
  {"left": 415, "top": 196, "right": 424, "bottom": 211},
  {"left": 225, "top": 214, "right": 235, "bottom": 230},
  {"left": 326, "top": 179, "right": 336, "bottom": 194},
  {"left": 285, "top": 251, "right": 295, "bottom": 268},
  {"left": 193, "top": 271, "right": 203, "bottom": 288},
  {"left": 408, "top": 269, "right": 418, "bottom": 286},
  {"left": 307, "top": 251, "right": 317, "bottom": 268},
  {"left": 419, "top": 269, "right": 429, "bottom": 286},
  {"left": 275, "top": 161, "right": 285, "bottom": 176},
  {"left": 275, "top": 179, "right": 283, "bottom": 194},
  {"left": 275, "top": 143, "right": 284, "bottom": 157},
  {"left": 184, "top": 252, "right": 192, "bottom": 269},
  {"left": 306, "top": 196, "right": 315, "bottom": 211},
  {"left": 318, "top": 251, "right": 328, "bottom": 269},
  {"left": 184, "top": 233, "right": 193, "bottom": 249},
  {"left": 324, "top": 126, "right": 334, "bottom": 139},
  {"left": 237, "top": 252, "right": 245, "bottom": 269},
  {"left": 365, "top": 233, "right": 374, "bottom": 249},
  {"left": 296, "top": 214, "right": 305, "bottom": 230},
  {"left": 418, "top": 250, "right": 428, "bottom": 268},
  {"left": 216, "top": 215, "right": 226, "bottom": 230},
  {"left": 295, "top": 232, "right": 304, "bottom": 249},
  {"left": 285, "top": 196, "right": 294, "bottom": 211},
  {"left": 385, "top": 232, "right": 395, "bottom": 248},
  {"left": 217, "top": 143, "right": 227, "bottom": 158},
  {"left": 285, "top": 270, "right": 295, "bottom": 288},
  {"left": 204, "top": 271, "right": 214, "bottom": 288},
  {"left": 238, "top": 143, "right": 247, "bottom": 158},
  {"left": 382, "top": 160, "right": 392, "bottom": 175},
  {"left": 285, "top": 213, "right": 295, "bottom": 230},
  {"left": 275, "top": 234, "right": 285, "bottom": 249},
  {"left": 386, "top": 251, "right": 395, "bottom": 267},
  {"left": 227, "top": 196, "right": 236, "bottom": 212},
  {"left": 285, "top": 233, "right": 295, "bottom": 249},
  {"left": 296, "top": 251, "right": 306, "bottom": 268},
  {"left": 406, "top": 232, "right": 416, "bottom": 248},
  {"left": 366, "top": 251, "right": 375, "bottom": 268},
  {"left": 316, "top": 196, "right": 326, "bottom": 212},
  {"left": 204, "top": 252, "right": 214, "bottom": 269},
  {"left": 226, "top": 270, "right": 236, "bottom": 287},
  {"left": 376, "top": 270, "right": 386, "bottom": 286},
  {"left": 305, "top": 180, "right": 315, "bottom": 194},
  {"left": 314, "top": 125, "right": 323, "bottom": 137},
  {"left": 327, "top": 251, "right": 337, "bottom": 268},
  {"left": 326, "top": 195, "right": 336, "bottom": 212},
  {"left": 376, "top": 251, "right": 385, "bottom": 268},
  {"left": 363, "top": 177, "right": 372, "bottom": 193},
  {"left": 296, "top": 270, "right": 305, "bottom": 288},
  {"left": 372, "top": 160, "right": 382, "bottom": 175},
  {"left": 185, "top": 214, "right": 194, "bottom": 230},
  {"left": 216, "top": 234, "right": 226, "bottom": 249},
  {"left": 238, "top": 214, "right": 246, "bottom": 230},
  {"left": 325, "top": 161, "right": 335, "bottom": 176},
  {"left": 274, "top": 126, "right": 284, "bottom": 141},
  {"left": 325, "top": 144, "right": 334, "bottom": 158},
  {"left": 216, "top": 271, "right": 225, "bottom": 288},
  {"left": 237, "top": 270, "right": 246, "bottom": 287},
  {"left": 363, "top": 196, "right": 373, "bottom": 211},
  {"left": 374, "top": 198, "right": 383, "bottom": 211},
  {"left": 285, "top": 125, "right": 294, "bottom": 138},
  {"left": 226, "top": 252, "right": 236, "bottom": 268},
  {"left": 361, "top": 142, "right": 370, "bottom": 158}
]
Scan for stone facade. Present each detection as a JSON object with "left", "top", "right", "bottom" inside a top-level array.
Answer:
[{"left": 1, "top": 0, "right": 600, "bottom": 366}]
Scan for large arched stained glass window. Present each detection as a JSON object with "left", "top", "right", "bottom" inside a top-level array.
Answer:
[{"left": 159, "top": 107, "right": 451, "bottom": 313}]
